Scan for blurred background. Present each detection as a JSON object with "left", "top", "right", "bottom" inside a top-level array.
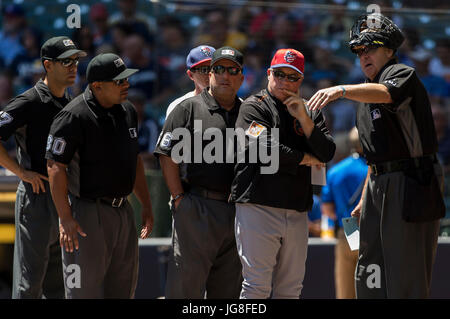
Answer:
[{"left": 0, "top": 0, "right": 449, "bottom": 298}]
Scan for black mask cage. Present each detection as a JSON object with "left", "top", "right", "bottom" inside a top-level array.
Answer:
[{"left": 349, "top": 13, "right": 405, "bottom": 53}]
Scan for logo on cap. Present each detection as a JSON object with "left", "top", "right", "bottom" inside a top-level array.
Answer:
[
  {"left": 284, "top": 51, "right": 296, "bottom": 63},
  {"left": 201, "top": 46, "right": 213, "bottom": 57},
  {"left": 63, "top": 39, "right": 75, "bottom": 46},
  {"left": 114, "top": 58, "right": 125, "bottom": 68},
  {"left": 221, "top": 49, "right": 235, "bottom": 56}
]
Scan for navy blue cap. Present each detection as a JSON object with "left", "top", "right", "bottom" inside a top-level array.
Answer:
[{"left": 186, "top": 45, "right": 215, "bottom": 69}]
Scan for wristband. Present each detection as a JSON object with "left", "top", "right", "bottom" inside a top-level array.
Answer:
[
  {"left": 340, "top": 86, "right": 346, "bottom": 98},
  {"left": 172, "top": 193, "right": 184, "bottom": 201}
]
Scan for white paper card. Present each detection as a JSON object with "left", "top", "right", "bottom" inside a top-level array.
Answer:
[
  {"left": 311, "top": 166, "right": 326, "bottom": 186},
  {"left": 342, "top": 217, "right": 360, "bottom": 251}
]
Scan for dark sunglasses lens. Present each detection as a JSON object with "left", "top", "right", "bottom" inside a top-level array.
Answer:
[
  {"left": 61, "top": 58, "right": 79, "bottom": 67},
  {"left": 191, "top": 66, "right": 210, "bottom": 74},
  {"left": 114, "top": 78, "right": 128, "bottom": 85},
  {"left": 287, "top": 75, "right": 300, "bottom": 82},
  {"left": 273, "top": 70, "right": 285, "bottom": 79},
  {"left": 213, "top": 65, "right": 225, "bottom": 74},
  {"left": 274, "top": 70, "right": 299, "bottom": 82},
  {"left": 228, "top": 67, "right": 240, "bottom": 75},
  {"left": 213, "top": 66, "right": 241, "bottom": 75}
]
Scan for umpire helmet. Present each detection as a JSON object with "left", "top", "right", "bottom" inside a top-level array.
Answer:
[{"left": 349, "top": 13, "right": 404, "bottom": 53}]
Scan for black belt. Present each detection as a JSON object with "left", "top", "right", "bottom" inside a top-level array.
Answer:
[
  {"left": 79, "top": 196, "right": 128, "bottom": 208},
  {"left": 370, "top": 155, "right": 437, "bottom": 176},
  {"left": 190, "top": 186, "right": 229, "bottom": 202}
]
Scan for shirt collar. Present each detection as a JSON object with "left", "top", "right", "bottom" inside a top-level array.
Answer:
[
  {"left": 83, "top": 86, "right": 125, "bottom": 119},
  {"left": 34, "top": 78, "right": 71, "bottom": 106},
  {"left": 201, "top": 87, "right": 241, "bottom": 114},
  {"left": 369, "top": 58, "right": 397, "bottom": 83}
]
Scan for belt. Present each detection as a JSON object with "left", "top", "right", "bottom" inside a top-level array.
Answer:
[
  {"left": 190, "top": 186, "right": 229, "bottom": 202},
  {"left": 370, "top": 155, "right": 437, "bottom": 176},
  {"left": 79, "top": 196, "right": 128, "bottom": 208}
]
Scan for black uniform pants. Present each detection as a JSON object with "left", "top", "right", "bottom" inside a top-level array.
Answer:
[
  {"left": 62, "top": 197, "right": 138, "bottom": 299},
  {"left": 356, "top": 171, "right": 440, "bottom": 298},
  {"left": 165, "top": 193, "right": 242, "bottom": 299},
  {"left": 12, "top": 181, "right": 64, "bottom": 299}
]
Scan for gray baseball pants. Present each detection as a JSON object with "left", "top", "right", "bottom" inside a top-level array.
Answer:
[
  {"left": 165, "top": 193, "right": 242, "bottom": 299},
  {"left": 62, "top": 196, "right": 138, "bottom": 299},
  {"left": 235, "top": 203, "right": 309, "bottom": 299},
  {"left": 12, "top": 181, "right": 64, "bottom": 299}
]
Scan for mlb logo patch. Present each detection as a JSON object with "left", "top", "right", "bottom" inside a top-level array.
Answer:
[
  {"left": 221, "top": 49, "right": 235, "bottom": 56},
  {"left": 63, "top": 39, "right": 74, "bottom": 46},
  {"left": 129, "top": 128, "right": 137, "bottom": 138},
  {"left": 371, "top": 108, "right": 381, "bottom": 120},
  {"left": 114, "top": 58, "right": 125, "bottom": 68},
  {"left": 246, "top": 121, "right": 267, "bottom": 138},
  {"left": 284, "top": 51, "right": 296, "bottom": 63}
]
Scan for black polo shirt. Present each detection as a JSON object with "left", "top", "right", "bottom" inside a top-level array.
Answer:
[
  {"left": 0, "top": 79, "right": 70, "bottom": 176},
  {"left": 356, "top": 59, "right": 438, "bottom": 164},
  {"left": 45, "top": 86, "right": 139, "bottom": 199},
  {"left": 154, "top": 89, "right": 241, "bottom": 193}
]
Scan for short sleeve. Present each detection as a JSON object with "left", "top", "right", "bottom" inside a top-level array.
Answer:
[
  {"left": 45, "top": 110, "right": 82, "bottom": 164},
  {"left": 153, "top": 100, "right": 190, "bottom": 157},
  {"left": 0, "top": 95, "right": 31, "bottom": 141},
  {"left": 321, "top": 173, "right": 334, "bottom": 203},
  {"left": 380, "top": 64, "right": 415, "bottom": 108}
]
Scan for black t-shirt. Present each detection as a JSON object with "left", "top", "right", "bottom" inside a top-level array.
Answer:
[
  {"left": 154, "top": 89, "right": 241, "bottom": 193},
  {"left": 0, "top": 79, "right": 70, "bottom": 176},
  {"left": 45, "top": 86, "right": 139, "bottom": 199},
  {"left": 356, "top": 59, "right": 438, "bottom": 164}
]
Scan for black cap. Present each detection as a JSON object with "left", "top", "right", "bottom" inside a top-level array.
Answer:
[
  {"left": 210, "top": 46, "right": 244, "bottom": 68},
  {"left": 41, "top": 36, "right": 87, "bottom": 60},
  {"left": 86, "top": 53, "right": 139, "bottom": 83}
]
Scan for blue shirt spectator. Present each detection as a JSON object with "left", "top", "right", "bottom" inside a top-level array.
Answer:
[{"left": 321, "top": 154, "right": 367, "bottom": 227}]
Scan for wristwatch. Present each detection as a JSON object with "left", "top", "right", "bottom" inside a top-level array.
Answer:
[
  {"left": 171, "top": 193, "right": 185, "bottom": 210},
  {"left": 172, "top": 193, "right": 184, "bottom": 202}
]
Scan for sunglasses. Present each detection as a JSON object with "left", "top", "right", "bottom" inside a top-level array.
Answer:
[
  {"left": 212, "top": 65, "right": 241, "bottom": 75},
  {"left": 47, "top": 57, "right": 80, "bottom": 68},
  {"left": 353, "top": 46, "right": 378, "bottom": 57},
  {"left": 272, "top": 69, "right": 302, "bottom": 82},
  {"left": 111, "top": 78, "right": 129, "bottom": 86},
  {"left": 190, "top": 66, "right": 211, "bottom": 74}
]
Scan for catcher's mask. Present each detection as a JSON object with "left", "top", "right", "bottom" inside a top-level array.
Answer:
[{"left": 349, "top": 13, "right": 404, "bottom": 54}]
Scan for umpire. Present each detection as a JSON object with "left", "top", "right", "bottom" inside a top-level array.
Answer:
[
  {"left": 155, "top": 47, "right": 244, "bottom": 299},
  {"left": 46, "top": 53, "right": 154, "bottom": 298},
  {"left": 0, "top": 36, "right": 85, "bottom": 298},
  {"left": 309, "top": 13, "right": 445, "bottom": 298}
]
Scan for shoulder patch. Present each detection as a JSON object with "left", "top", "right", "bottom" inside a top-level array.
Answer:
[
  {"left": 0, "top": 111, "right": 13, "bottom": 127},
  {"left": 371, "top": 108, "right": 381, "bottom": 120},
  {"left": 246, "top": 121, "right": 267, "bottom": 138},
  {"left": 383, "top": 79, "right": 398, "bottom": 87},
  {"left": 159, "top": 132, "right": 173, "bottom": 150}
]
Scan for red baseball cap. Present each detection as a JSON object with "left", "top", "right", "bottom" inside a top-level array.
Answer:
[{"left": 270, "top": 48, "right": 304, "bottom": 75}]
